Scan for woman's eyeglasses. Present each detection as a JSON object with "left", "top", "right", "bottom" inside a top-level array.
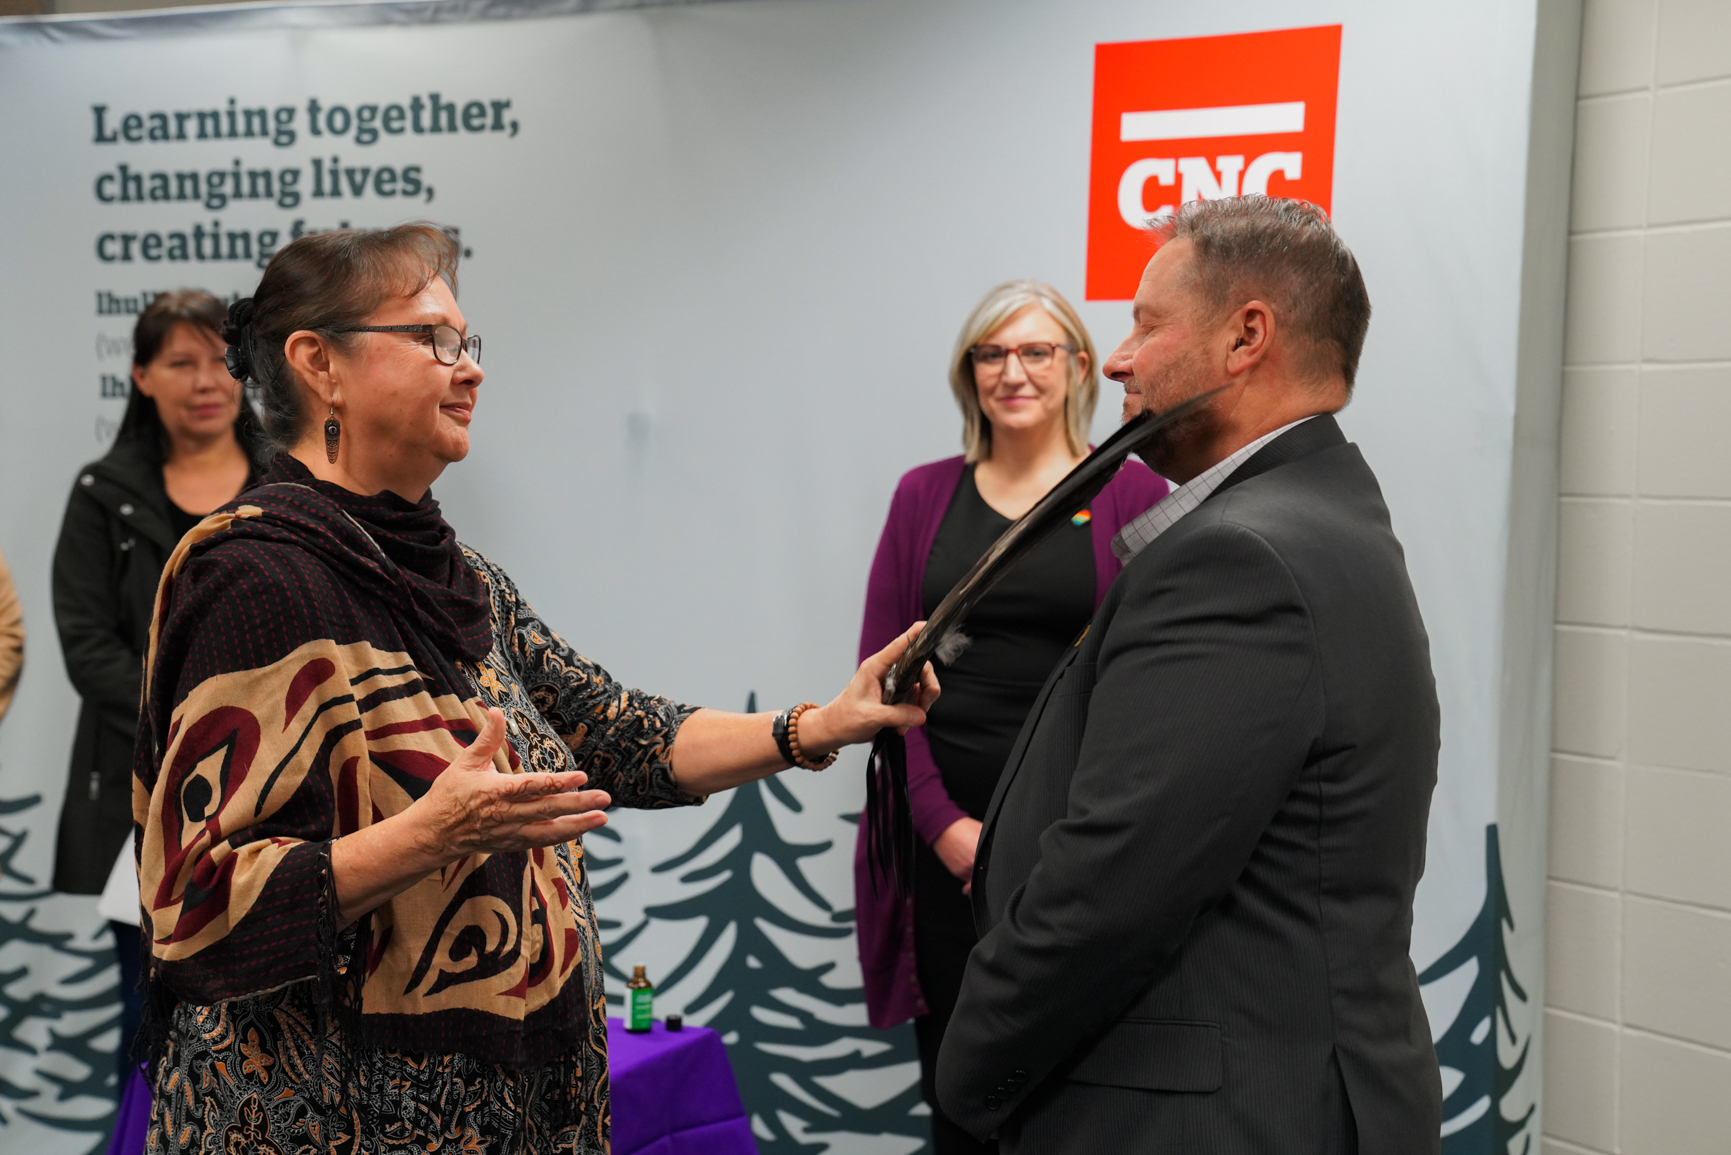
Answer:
[
  {"left": 968, "top": 342, "right": 1075, "bottom": 373},
  {"left": 333, "top": 324, "right": 482, "bottom": 366}
]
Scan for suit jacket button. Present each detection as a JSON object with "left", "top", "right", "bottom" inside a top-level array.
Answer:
[
  {"left": 984, "top": 1096, "right": 1002, "bottom": 1112},
  {"left": 1012, "top": 1068, "right": 1028, "bottom": 1079}
]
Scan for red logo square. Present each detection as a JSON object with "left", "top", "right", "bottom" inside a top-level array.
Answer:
[{"left": 1085, "top": 25, "right": 1342, "bottom": 300}]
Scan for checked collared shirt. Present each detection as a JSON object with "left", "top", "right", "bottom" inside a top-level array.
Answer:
[{"left": 1110, "top": 415, "right": 1319, "bottom": 563}]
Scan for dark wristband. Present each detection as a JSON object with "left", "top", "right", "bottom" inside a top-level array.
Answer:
[{"left": 772, "top": 708, "right": 798, "bottom": 766}]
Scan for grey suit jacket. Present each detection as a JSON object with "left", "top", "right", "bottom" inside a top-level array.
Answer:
[{"left": 936, "top": 416, "right": 1443, "bottom": 1154}]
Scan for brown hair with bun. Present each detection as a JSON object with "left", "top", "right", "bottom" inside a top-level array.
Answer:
[{"left": 223, "top": 223, "right": 461, "bottom": 452}]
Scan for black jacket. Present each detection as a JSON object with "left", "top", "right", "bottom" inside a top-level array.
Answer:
[
  {"left": 49, "top": 437, "right": 262, "bottom": 893},
  {"left": 936, "top": 417, "right": 1443, "bottom": 1154}
]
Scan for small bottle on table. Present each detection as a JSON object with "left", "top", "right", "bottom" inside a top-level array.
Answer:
[{"left": 625, "top": 963, "right": 654, "bottom": 1033}]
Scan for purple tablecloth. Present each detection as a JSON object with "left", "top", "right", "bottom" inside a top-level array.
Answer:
[
  {"left": 608, "top": 1017, "right": 757, "bottom": 1155},
  {"left": 107, "top": 1065, "right": 151, "bottom": 1155},
  {"left": 107, "top": 1022, "right": 756, "bottom": 1155}
]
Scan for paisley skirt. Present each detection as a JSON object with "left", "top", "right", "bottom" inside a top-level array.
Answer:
[{"left": 145, "top": 981, "right": 601, "bottom": 1155}]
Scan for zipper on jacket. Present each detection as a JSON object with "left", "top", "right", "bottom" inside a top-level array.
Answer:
[{"left": 89, "top": 772, "right": 101, "bottom": 802}]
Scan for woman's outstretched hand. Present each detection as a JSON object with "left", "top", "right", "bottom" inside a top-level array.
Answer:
[
  {"left": 411, "top": 707, "right": 613, "bottom": 862},
  {"left": 799, "top": 621, "right": 941, "bottom": 756},
  {"left": 334, "top": 707, "right": 613, "bottom": 926}
]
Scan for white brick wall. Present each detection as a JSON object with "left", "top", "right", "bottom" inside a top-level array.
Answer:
[{"left": 1546, "top": 2, "right": 1731, "bottom": 1152}]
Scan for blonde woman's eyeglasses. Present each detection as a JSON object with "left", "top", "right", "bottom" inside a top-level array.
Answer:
[{"left": 968, "top": 342, "right": 1075, "bottom": 373}]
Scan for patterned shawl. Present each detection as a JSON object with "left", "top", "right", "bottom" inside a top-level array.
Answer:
[{"left": 134, "top": 456, "right": 699, "bottom": 1067}]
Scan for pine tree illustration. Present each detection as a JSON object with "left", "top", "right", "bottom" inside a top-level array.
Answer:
[
  {"left": 0, "top": 793, "right": 120, "bottom": 1153},
  {"left": 586, "top": 822, "right": 629, "bottom": 935},
  {"left": 1418, "top": 824, "right": 1533, "bottom": 1154},
  {"left": 601, "top": 695, "right": 926, "bottom": 1152}
]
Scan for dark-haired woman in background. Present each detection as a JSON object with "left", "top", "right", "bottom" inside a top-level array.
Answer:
[{"left": 51, "top": 290, "right": 267, "bottom": 1076}]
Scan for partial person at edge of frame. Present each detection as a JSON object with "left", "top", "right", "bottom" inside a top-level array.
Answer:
[
  {"left": 134, "top": 222, "right": 940, "bottom": 1155},
  {"left": 0, "top": 544, "right": 21, "bottom": 726},
  {"left": 49, "top": 289, "right": 267, "bottom": 1087},
  {"left": 851, "top": 279, "right": 1167, "bottom": 1154}
]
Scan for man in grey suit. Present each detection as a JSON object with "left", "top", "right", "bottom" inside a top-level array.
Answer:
[{"left": 936, "top": 197, "right": 1442, "bottom": 1153}]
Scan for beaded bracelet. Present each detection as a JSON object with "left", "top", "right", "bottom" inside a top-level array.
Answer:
[{"left": 786, "top": 702, "right": 838, "bottom": 771}]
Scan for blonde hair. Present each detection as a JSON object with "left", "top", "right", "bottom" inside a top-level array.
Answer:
[{"left": 949, "top": 280, "right": 1099, "bottom": 463}]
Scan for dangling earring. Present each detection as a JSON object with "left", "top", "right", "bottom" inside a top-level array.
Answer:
[{"left": 324, "top": 404, "right": 341, "bottom": 464}]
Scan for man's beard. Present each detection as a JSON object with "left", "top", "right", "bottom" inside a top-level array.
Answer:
[{"left": 1130, "top": 346, "right": 1217, "bottom": 476}]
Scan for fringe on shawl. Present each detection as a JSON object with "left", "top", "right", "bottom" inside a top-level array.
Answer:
[
  {"left": 315, "top": 839, "right": 375, "bottom": 1148},
  {"left": 137, "top": 841, "right": 376, "bottom": 1144}
]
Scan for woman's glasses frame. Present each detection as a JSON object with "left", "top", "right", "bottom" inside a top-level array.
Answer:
[
  {"left": 968, "top": 341, "right": 1076, "bottom": 374},
  {"left": 332, "top": 324, "right": 481, "bottom": 366}
]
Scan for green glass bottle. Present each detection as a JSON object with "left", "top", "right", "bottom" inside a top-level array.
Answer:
[{"left": 625, "top": 963, "right": 653, "bottom": 1032}]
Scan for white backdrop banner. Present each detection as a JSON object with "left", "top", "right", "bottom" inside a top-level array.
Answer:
[{"left": 0, "top": 0, "right": 1575, "bottom": 1151}]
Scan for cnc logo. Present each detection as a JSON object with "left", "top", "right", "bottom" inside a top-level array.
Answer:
[{"left": 1085, "top": 25, "right": 1342, "bottom": 300}]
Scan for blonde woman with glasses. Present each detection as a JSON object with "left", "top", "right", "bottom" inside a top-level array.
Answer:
[{"left": 852, "top": 281, "right": 1167, "bottom": 1153}]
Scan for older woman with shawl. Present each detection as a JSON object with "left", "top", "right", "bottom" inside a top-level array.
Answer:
[{"left": 136, "top": 224, "right": 936, "bottom": 1155}]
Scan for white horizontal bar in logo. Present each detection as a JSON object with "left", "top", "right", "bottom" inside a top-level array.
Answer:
[{"left": 1120, "top": 101, "right": 1306, "bottom": 142}]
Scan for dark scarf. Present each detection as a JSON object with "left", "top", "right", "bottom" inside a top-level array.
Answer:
[{"left": 259, "top": 454, "right": 493, "bottom": 662}]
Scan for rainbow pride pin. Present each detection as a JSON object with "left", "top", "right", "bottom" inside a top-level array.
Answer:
[{"left": 1071, "top": 510, "right": 1091, "bottom": 527}]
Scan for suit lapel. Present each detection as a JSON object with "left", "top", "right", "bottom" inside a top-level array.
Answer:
[
  {"left": 977, "top": 417, "right": 1344, "bottom": 838},
  {"left": 969, "top": 416, "right": 1350, "bottom": 924}
]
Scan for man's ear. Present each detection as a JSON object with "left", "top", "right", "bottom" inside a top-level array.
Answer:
[{"left": 1225, "top": 302, "right": 1274, "bottom": 373}]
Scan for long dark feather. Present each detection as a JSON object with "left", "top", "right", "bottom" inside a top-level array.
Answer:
[{"left": 864, "top": 386, "right": 1226, "bottom": 896}]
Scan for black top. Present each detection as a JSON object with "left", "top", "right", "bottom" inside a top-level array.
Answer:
[
  {"left": 167, "top": 498, "right": 203, "bottom": 541},
  {"left": 168, "top": 464, "right": 265, "bottom": 543},
  {"left": 919, "top": 465, "right": 1095, "bottom": 818}
]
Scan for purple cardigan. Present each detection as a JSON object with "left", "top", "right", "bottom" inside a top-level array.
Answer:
[{"left": 852, "top": 454, "right": 1169, "bottom": 1028}]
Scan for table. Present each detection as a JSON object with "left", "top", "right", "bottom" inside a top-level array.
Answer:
[
  {"left": 106, "top": 1063, "right": 151, "bottom": 1155},
  {"left": 608, "top": 1017, "right": 757, "bottom": 1155},
  {"left": 107, "top": 1019, "right": 756, "bottom": 1155}
]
